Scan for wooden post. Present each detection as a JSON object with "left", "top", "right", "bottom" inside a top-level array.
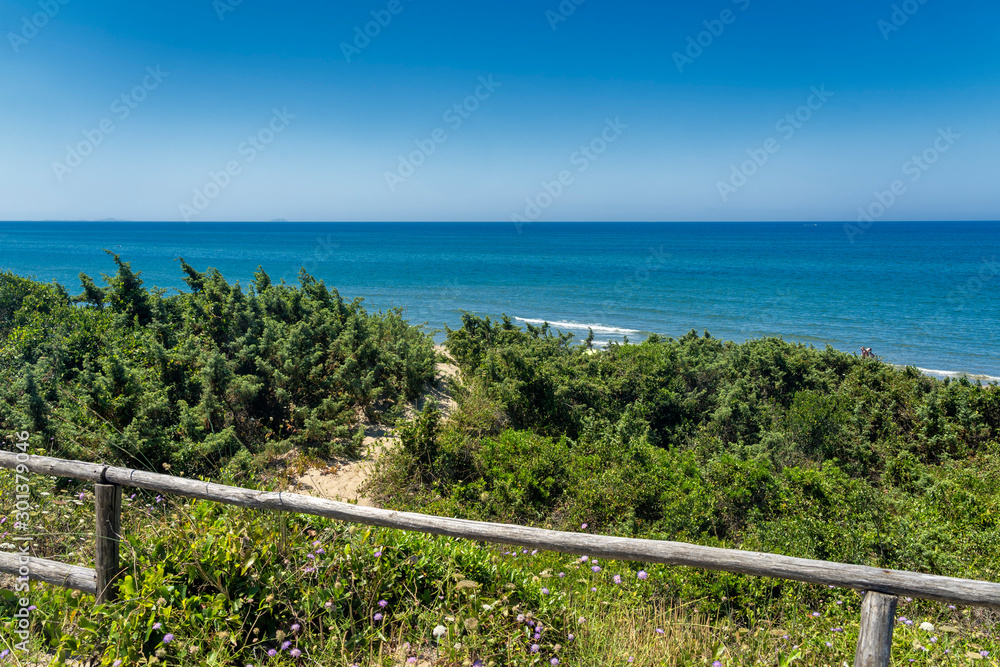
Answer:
[
  {"left": 94, "top": 483, "right": 122, "bottom": 604},
  {"left": 854, "top": 591, "right": 898, "bottom": 667}
]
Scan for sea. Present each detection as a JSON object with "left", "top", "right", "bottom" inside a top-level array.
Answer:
[{"left": 1, "top": 221, "right": 997, "bottom": 382}]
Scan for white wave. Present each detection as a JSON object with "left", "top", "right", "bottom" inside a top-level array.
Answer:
[
  {"left": 915, "top": 367, "right": 1000, "bottom": 384},
  {"left": 514, "top": 317, "right": 640, "bottom": 335}
]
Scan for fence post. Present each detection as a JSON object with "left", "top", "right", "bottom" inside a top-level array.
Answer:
[
  {"left": 854, "top": 591, "right": 898, "bottom": 667},
  {"left": 94, "top": 483, "right": 122, "bottom": 604}
]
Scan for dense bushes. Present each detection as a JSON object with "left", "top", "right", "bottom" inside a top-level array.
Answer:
[
  {"left": 0, "top": 258, "right": 436, "bottom": 476},
  {"left": 370, "top": 314, "right": 1000, "bottom": 594}
]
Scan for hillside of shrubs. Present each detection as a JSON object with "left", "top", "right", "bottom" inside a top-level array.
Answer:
[
  {"left": 1, "top": 266, "right": 999, "bottom": 665},
  {"left": 0, "top": 254, "right": 436, "bottom": 478},
  {"left": 372, "top": 315, "right": 1000, "bottom": 586}
]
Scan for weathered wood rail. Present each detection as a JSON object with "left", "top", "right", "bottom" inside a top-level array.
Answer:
[{"left": 3, "top": 452, "right": 1000, "bottom": 667}]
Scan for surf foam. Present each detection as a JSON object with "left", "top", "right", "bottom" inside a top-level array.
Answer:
[{"left": 514, "top": 317, "right": 640, "bottom": 336}]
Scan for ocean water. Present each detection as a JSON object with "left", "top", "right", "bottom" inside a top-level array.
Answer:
[{"left": 1, "top": 221, "right": 997, "bottom": 380}]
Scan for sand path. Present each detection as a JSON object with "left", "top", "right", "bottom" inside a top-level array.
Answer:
[{"left": 291, "top": 346, "right": 458, "bottom": 505}]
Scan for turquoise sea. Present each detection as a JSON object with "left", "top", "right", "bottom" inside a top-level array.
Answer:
[{"left": 1, "top": 221, "right": 997, "bottom": 380}]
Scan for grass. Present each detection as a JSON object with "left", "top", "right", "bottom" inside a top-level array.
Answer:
[{"left": 2, "top": 465, "right": 998, "bottom": 666}]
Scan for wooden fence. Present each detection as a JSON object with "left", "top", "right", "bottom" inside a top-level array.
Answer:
[{"left": 3, "top": 452, "right": 999, "bottom": 666}]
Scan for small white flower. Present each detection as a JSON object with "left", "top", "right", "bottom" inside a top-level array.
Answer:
[{"left": 432, "top": 625, "right": 447, "bottom": 639}]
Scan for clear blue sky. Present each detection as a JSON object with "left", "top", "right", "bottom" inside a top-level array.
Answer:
[{"left": 1, "top": 0, "right": 997, "bottom": 222}]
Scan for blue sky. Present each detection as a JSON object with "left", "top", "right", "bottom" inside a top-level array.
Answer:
[{"left": 1, "top": 0, "right": 997, "bottom": 222}]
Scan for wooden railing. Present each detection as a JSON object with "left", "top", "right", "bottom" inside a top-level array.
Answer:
[{"left": 3, "top": 452, "right": 1000, "bottom": 667}]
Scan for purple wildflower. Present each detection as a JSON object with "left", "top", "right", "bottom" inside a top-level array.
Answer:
[
  {"left": 613, "top": 574, "right": 622, "bottom": 584},
  {"left": 374, "top": 613, "right": 383, "bottom": 621},
  {"left": 153, "top": 622, "right": 161, "bottom": 630},
  {"left": 592, "top": 565, "right": 601, "bottom": 573},
  {"left": 290, "top": 649, "right": 301, "bottom": 658},
  {"left": 268, "top": 649, "right": 277, "bottom": 657},
  {"left": 637, "top": 570, "right": 648, "bottom": 580},
  {"left": 281, "top": 641, "right": 291, "bottom": 650},
  {"left": 291, "top": 623, "right": 301, "bottom": 633},
  {"left": 713, "top": 662, "right": 722, "bottom": 667},
  {"left": 581, "top": 523, "right": 587, "bottom": 529},
  {"left": 378, "top": 599, "right": 388, "bottom": 607},
  {"left": 530, "top": 644, "right": 540, "bottom": 653},
  {"left": 541, "top": 587, "right": 549, "bottom": 594},
  {"left": 162, "top": 634, "right": 174, "bottom": 643}
]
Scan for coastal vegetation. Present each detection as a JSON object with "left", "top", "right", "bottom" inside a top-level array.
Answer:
[{"left": 1, "top": 262, "right": 998, "bottom": 665}]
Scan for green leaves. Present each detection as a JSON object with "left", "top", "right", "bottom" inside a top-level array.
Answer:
[{"left": 0, "top": 258, "right": 436, "bottom": 476}]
